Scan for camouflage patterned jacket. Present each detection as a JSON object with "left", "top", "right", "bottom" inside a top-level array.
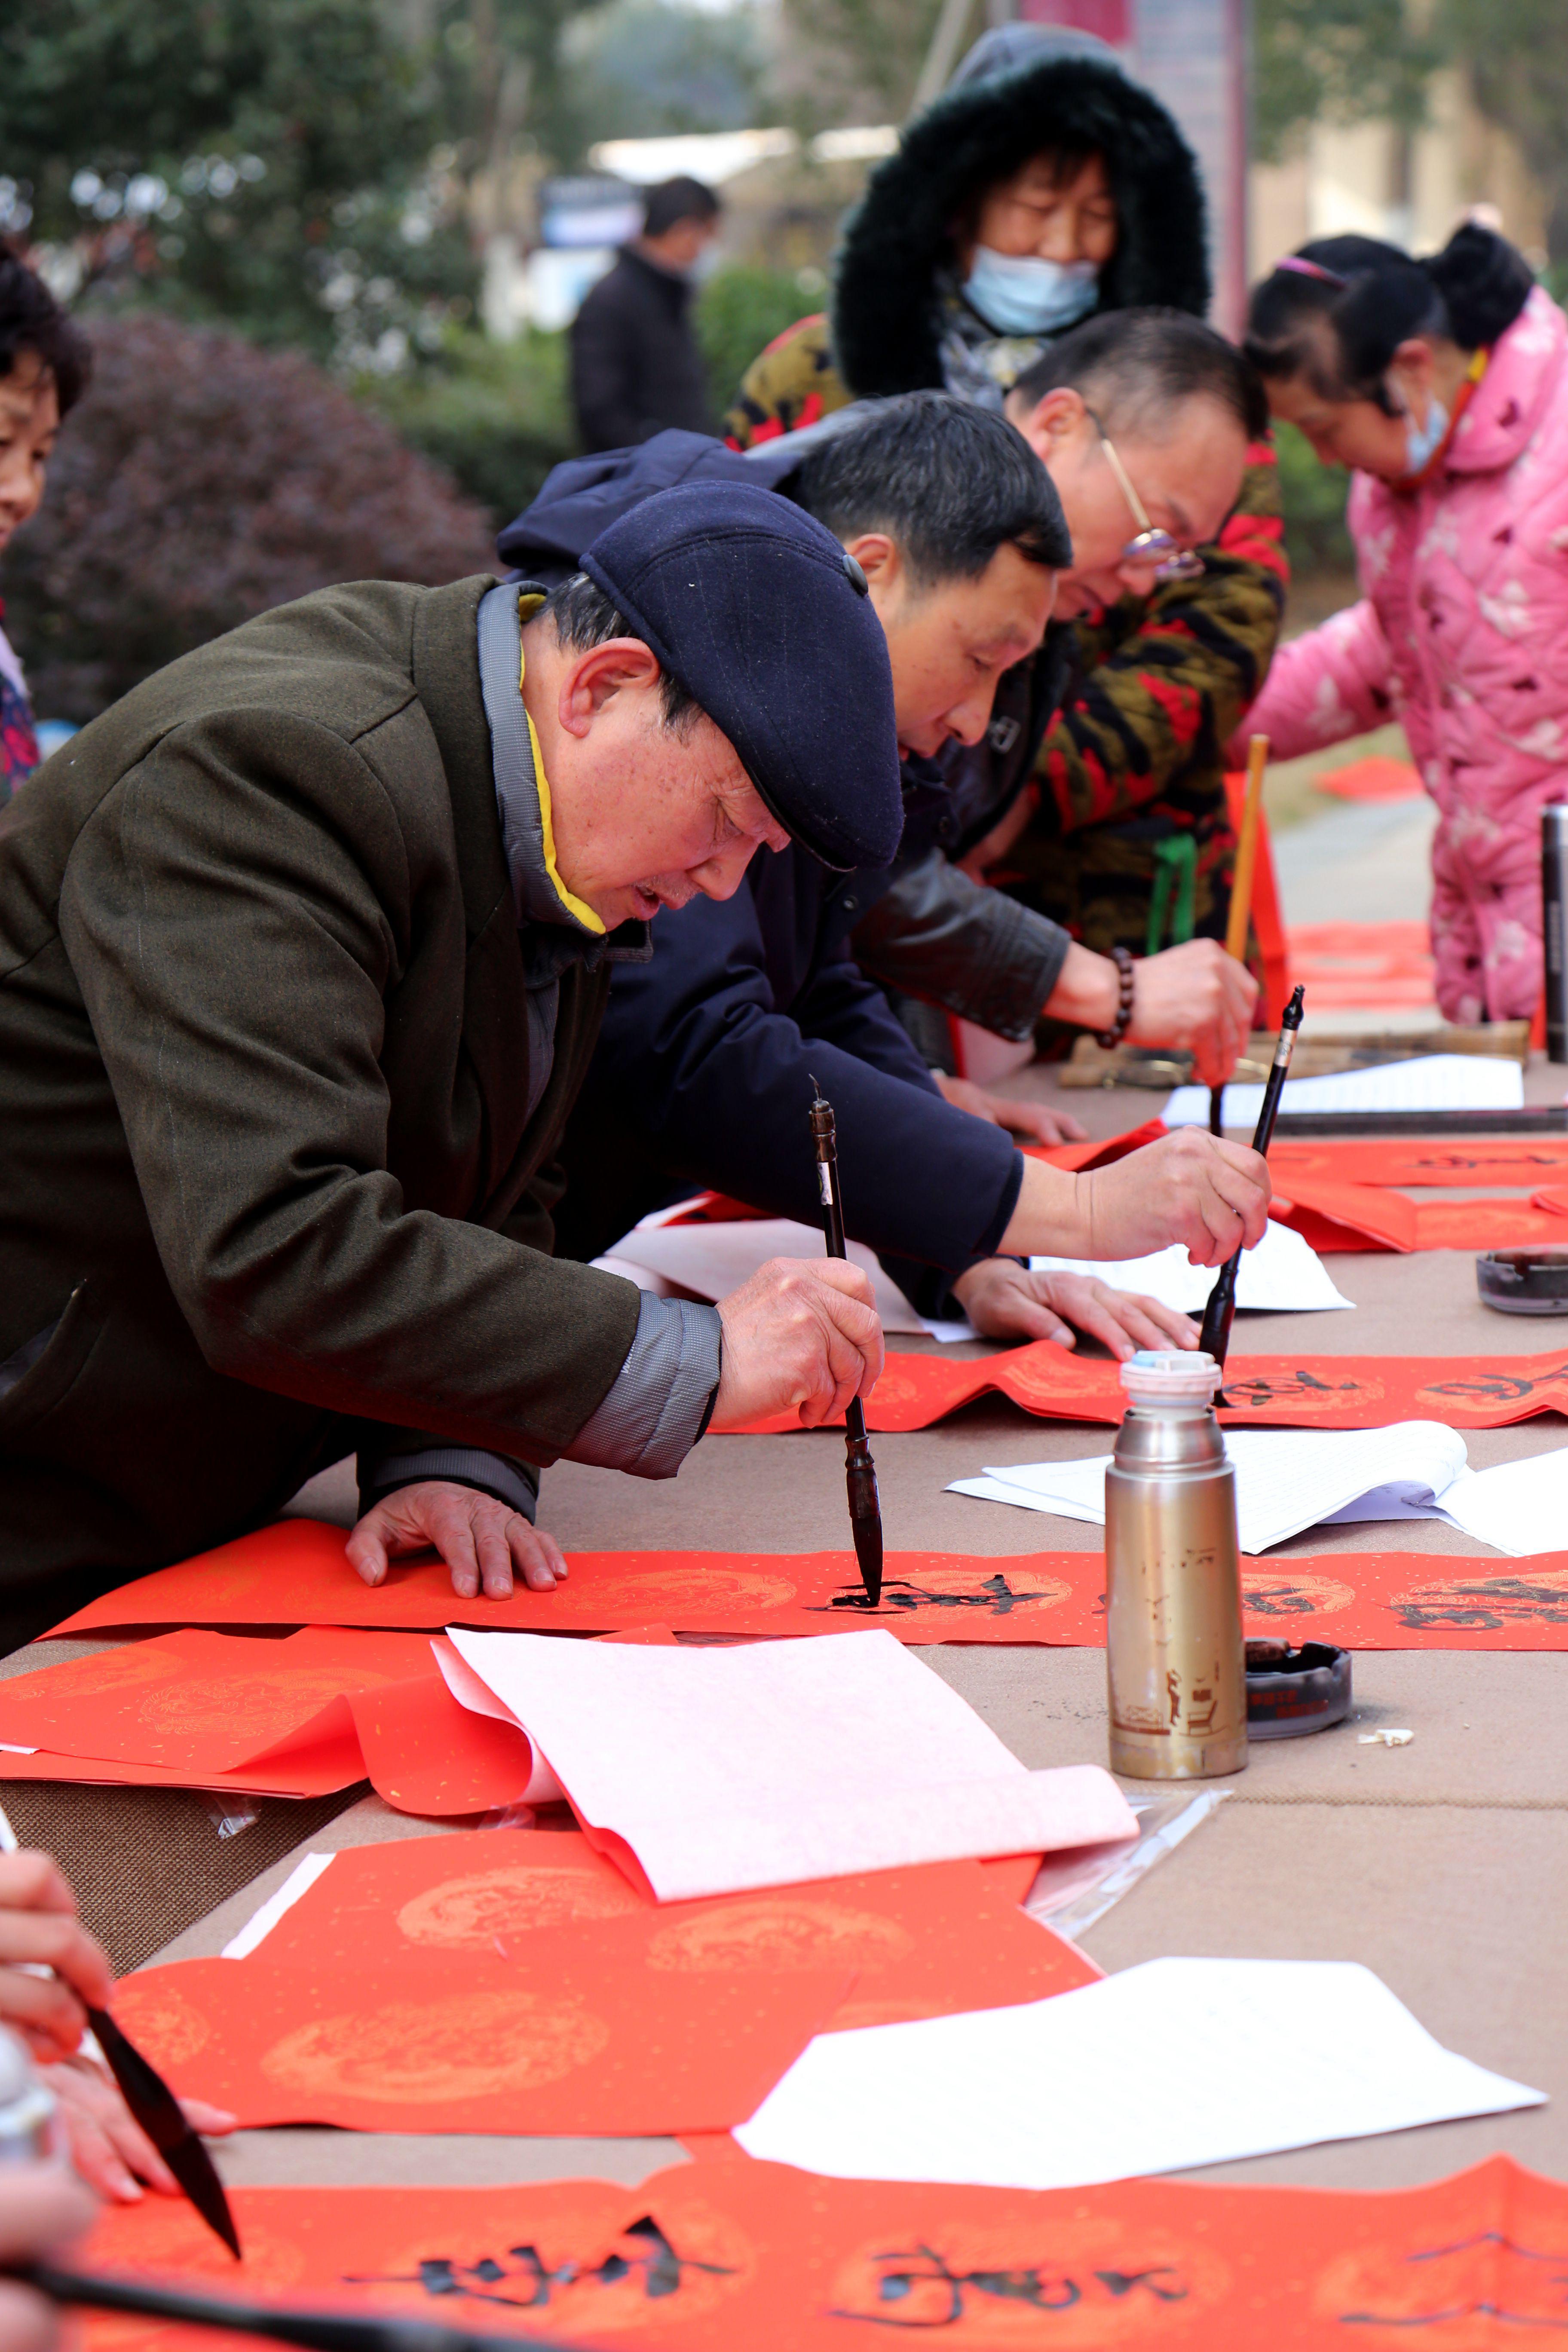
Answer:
[{"left": 726, "top": 313, "right": 1288, "bottom": 963}]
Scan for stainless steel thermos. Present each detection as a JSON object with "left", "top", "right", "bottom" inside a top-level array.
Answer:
[
  {"left": 1105, "top": 1349, "right": 1247, "bottom": 1779},
  {"left": 1545, "top": 805, "right": 1568, "bottom": 1064}
]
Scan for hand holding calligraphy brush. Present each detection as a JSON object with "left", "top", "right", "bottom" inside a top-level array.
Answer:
[
  {"left": 808, "top": 1081, "right": 884, "bottom": 1607},
  {"left": 1197, "top": 983, "right": 1305, "bottom": 1377}
]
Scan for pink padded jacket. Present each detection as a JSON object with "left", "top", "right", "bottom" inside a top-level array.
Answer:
[{"left": 1243, "top": 285, "right": 1568, "bottom": 1023}]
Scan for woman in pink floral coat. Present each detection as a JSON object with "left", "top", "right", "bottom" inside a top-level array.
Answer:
[{"left": 1240, "top": 224, "right": 1566, "bottom": 1024}]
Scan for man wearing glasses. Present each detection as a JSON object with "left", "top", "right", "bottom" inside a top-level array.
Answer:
[{"left": 852, "top": 308, "right": 1269, "bottom": 1106}]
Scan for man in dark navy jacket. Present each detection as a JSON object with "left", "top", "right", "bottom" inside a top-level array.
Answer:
[{"left": 498, "top": 395, "right": 1270, "bottom": 1353}]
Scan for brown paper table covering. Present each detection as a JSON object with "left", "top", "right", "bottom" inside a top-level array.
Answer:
[{"left": 14, "top": 1053, "right": 1568, "bottom": 2203}]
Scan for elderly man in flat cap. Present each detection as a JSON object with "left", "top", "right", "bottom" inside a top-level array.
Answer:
[
  {"left": 0, "top": 480, "right": 1265, "bottom": 1641},
  {"left": 0, "top": 487, "right": 911, "bottom": 1641}
]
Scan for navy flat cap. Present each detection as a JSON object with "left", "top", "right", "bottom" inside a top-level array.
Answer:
[{"left": 580, "top": 481, "right": 903, "bottom": 870}]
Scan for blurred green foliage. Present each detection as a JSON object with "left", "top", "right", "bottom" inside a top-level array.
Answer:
[
  {"left": 1272, "top": 420, "right": 1355, "bottom": 579},
  {"left": 359, "top": 329, "right": 577, "bottom": 527},
  {"left": 561, "top": 2, "right": 769, "bottom": 145},
  {"left": 358, "top": 266, "right": 823, "bottom": 533},
  {"left": 695, "top": 265, "right": 820, "bottom": 422},
  {"left": 0, "top": 0, "right": 478, "bottom": 361}
]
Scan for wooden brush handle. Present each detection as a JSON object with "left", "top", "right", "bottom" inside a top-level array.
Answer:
[{"left": 1225, "top": 733, "right": 1269, "bottom": 963}]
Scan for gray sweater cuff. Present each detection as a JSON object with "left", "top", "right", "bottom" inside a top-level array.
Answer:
[
  {"left": 566, "top": 1290, "right": 723, "bottom": 1479},
  {"left": 361, "top": 1448, "right": 540, "bottom": 1520}
]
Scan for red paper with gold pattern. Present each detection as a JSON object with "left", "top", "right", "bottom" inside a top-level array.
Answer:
[
  {"left": 77, "top": 2149, "right": 1568, "bottom": 2349},
  {"left": 184, "top": 1827, "right": 1093, "bottom": 2035},
  {"left": 45, "top": 1514, "right": 1568, "bottom": 1648},
  {"left": 0, "top": 1626, "right": 536, "bottom": 1815},
  {"left": 113, "top": 1925, "right": 851, "bottom": 2137}
]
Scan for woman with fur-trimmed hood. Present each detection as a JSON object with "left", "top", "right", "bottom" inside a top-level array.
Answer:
[{"left": 726, "top": 25, "right": 1287, "bottom": 982}]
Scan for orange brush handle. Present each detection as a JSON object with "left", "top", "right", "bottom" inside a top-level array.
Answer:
[{"left": 1225, "top": 732, "right": 1268, "bottom": 963}]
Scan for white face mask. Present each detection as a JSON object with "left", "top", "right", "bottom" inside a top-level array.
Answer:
[
  {"left": 963, "top": 245, "right": 1099, "bottom": 338},
  {"left": 1397, "top": 389, "right": 1450, "bottom": 475}
]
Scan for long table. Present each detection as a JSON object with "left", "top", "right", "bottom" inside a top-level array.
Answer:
[{"left": 14, "top": 1055, "right": 1568, "bottom": 2197}]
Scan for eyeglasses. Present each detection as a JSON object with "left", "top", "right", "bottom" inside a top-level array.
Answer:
[{"left": 1087, "top": 410, "right": 1206, "bottom": 583}]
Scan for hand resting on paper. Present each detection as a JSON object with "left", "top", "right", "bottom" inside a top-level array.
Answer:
[
  {"left": 0, "top": 1852, "right": 236, "bottom": 2206},
  {"left": 1000, "top": 1128, "right": 1271, "bottom": 1269},
  {"left": 713, "top": 1256, "right": 883, "bottom": 1430},
  {"left": 951, "top": 1261, "right": 1198, "bottom": 1359},
  {"left": 347, "top": 1482, "right": 569, "bottom": 1602},
  {"left": 933, "top": 1075, "right": 1089, "bottom": 1148},
  {"left": 0, "top": 2164, "right": 98, "bottom": 2352}
]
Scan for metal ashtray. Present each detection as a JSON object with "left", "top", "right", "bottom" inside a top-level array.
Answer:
[
  {"left": 1476, "top": 1250, "right": 1568, "bottom": 1315},
  {"left": 1245, "top": 1640, "right": 1352, "bottom": 1740}
]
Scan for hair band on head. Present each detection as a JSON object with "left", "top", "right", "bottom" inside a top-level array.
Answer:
[{"left": 1277, "top": 255, "right": 1347, "bottom": 287}]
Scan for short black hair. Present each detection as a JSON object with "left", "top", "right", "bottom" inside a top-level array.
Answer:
[
  {"left": 1244, "top": 223, "right": 1534, "bottom": 410},
  {"left": 541, "top": 572, "right": 701, "bottom": 732},
  {"left": 641, "top": 177, "right": 721, "bottom": 239},
  {"left": 0, "top": 242, "right": 92, "bottom": 414},
  {"left": 1010, "top": 306, "right": 1268, "bottom": 443},
  {"left": 790, "top": 390, "right": 1070, "bottom": 584}
]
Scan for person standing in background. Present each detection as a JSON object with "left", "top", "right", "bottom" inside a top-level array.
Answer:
[
  {"left": 0, "top": 249, "right": 90, "bottom": 807},
  {"left": 724, "top": 26, "right": 1286, "bottom": 1008},
  {"left": 1239, "top": 224, "right": 1556, "bottom": 1026},
  {"left": 570, "top": 177, "right": 723, "bottom": 453}
]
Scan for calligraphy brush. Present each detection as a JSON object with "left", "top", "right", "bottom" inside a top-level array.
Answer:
[
  {"left": 1197, "top": 982, "right": 1306, "bottom": 1380},
  {"left": 1210, "top": 733, "right": 1270, "bottom": 1138},
  {"left": 808, "top": 1081, "right": 883, "bottom": 1607},
  {"left": 16, "top": 2263, "right": 594, "bottom": 2352},
  {"left": 86, "top": 2006, "right": 241, "bottom": 2258}
]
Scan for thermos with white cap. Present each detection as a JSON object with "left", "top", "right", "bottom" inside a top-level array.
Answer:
[{"left": 1104, "top": 1349, "right": 1247, "bottom": 1780}]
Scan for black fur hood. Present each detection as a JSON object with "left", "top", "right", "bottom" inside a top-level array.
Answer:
[{"left": 831, "top": 44, "right": 1209, "bottom": 400}]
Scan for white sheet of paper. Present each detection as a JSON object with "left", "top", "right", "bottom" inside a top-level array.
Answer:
[
  {"left": 734, "top": 1955, "right": 1544, "bottom": 2188},
  {"left": 446, "top": 1627, "right": 1136, "bottom": 1901},
  {"left": 1434, "top": 1443, "right": 1568, "bottom": 1557},
  {"left": 949, "top": 1421, "right": 1472, "bottom": 1553},
  {"left": 1165, "top": 1053, "right": 1525, "bottom": 1130},
  {"left": 595, "top": 1215, "right": 974, "bottom": 1341},
  {"left": 1029, "top": 1219, "right": 1351, "bottom": 1315}
]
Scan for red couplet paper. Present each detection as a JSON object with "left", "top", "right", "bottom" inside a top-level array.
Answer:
[
  {"left": 0, "top": 1626, "right": 537, "bottom": 1816},
  {"left": 115, "top": 1924, "right": 853, "bottom": 2137},
  {"left": 47, "top": 1516, "right": 1568, "bottom": 1649},
  {"left": 225, "top": 1828, "right": 1090, "bottom": 2034},
  {"left": 78, "top": 2149, "right": 1568, "bottom": 2352}
]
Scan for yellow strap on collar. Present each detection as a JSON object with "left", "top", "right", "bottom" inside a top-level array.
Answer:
[{"left": 518, "top": 606, "right": 605, "bottom": 936}]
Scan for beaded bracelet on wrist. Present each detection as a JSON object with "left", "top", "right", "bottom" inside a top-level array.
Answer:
[{"left": 1094, "top": 945, "right": 1137, "bottom": 1050}]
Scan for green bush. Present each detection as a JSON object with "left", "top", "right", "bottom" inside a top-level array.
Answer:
[
  {"left": 359, "top": 330, "right": 579, "bottom": 530},
  {"left": 1272, "top": 417, "right": 1354, "bottom": 576},
  {"left": 696, "top": 265, "right": 822, "bottom": 425}
]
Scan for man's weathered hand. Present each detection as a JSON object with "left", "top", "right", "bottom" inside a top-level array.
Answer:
[
  {"left": 0, "top": 1852, "right": 112, "bottom": 2064},
  {"left": 712, "top": 1258, "right": 883, "bottom": 1429},
  {"left": 952, "top": 1261, "right": 1198, "bottom": 1357},
  {"left": 346, "top": 1481, "right": 568, "bottom": 1602},
  {"left": 1127, "top": 939, "right": 1259, "bottom": 1087},
  {"left": 934, "top": 1073, "right": 1089, "bottom": 1146},
  {"left": 1076, "top": 1128, "right": 1270, "bottom": 1268}
]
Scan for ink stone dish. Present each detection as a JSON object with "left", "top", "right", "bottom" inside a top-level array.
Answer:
[
  {"left": 1245, "top": 1641, "right": 1352, "bottom": 1740},
  {"left": 1476, "top": 1249, "right": 1568, "bottom": 1315}
]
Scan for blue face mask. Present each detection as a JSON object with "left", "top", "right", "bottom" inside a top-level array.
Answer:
[
  {"left": 1398, "top": 390, "right": 1450, "bottom": 476},
  {"left": 963, "top": 245, "right": 1099, "bottom": 338}
]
